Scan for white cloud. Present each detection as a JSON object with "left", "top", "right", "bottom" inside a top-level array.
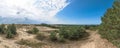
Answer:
[{"left": 0, "top": 0, "right": 69, "bottom": 24}]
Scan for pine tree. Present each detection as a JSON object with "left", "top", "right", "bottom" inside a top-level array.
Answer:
[{"left": 99, "top": 0, "right": 120, "bottom": 47}]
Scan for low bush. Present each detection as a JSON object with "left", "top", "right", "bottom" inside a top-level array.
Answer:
[
  {"left": 59, "top": 28, "right": 69, "bottom": 39},
  {"left": 36, "top": 33, "right": 46, "bottom": 41},
  {"left": 33, "top": 27, "right": 39, "bottom": 33},
  {"left": 58, "top": 35, "right": 65, "bottom": 42},
  {"left": 59, "top": 27, "right": 89, "bottom": 40},
  {"left": 16, "top": 39, "right": 46, "bottom": 48},
  {"left": 0, "top": 24, "right": 6, "bottom": 34},
  {"left": 40, "top": 23, "right": 58, "bottom": 28},
  {"left": 50, "top": 32, "right": 57, "bottom": 41},
  {"left": 27, "top": 27, "right": 39, "bottom": 34},
  {"left": 0, "top": 24, "right": 17, "bottom": 39},
  {"left": 49, "top": 26, "right": 89, "bottom": 43},
  {"left": 6, "top": 24, "right": 17, "bottom": 39},
  {"left": 6, "top": 30, "right": 13, "bottom": 38}
]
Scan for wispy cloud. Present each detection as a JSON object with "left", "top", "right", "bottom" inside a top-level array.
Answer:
[{"left": 0, "top": 0, "right": 69, "bottom": 24}]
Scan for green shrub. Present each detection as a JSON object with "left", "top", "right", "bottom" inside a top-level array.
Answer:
[
  {"left": 59, "top": 29, "right": 69, "bottom": 38},
  {"left": 36, "top": 33, "right": 46, "bottom": 41},
  {"left": 6, "top": 24, "right": 17, "bottom": 38},
  {"left": 27, "top": 27, "right": 39, "bottom": 34},
  {"left": 67, "top": 29, "right": 86, "bottom": 40},
  {"left": 58, "top": 35, "right": 65, "bottom": 42},
  {"left": 7, "top": 24, "right": 17, "bottom": 35},
  {"left": 50, "top": 32, "right": 57, "bottom": 41},
  {"left": 40, "top": 23, "right": 58, "bottom": 28},
  {"left": 6, "top": 29, "right": 13, "bottom": 38},
  {"left": 0, "top": 24, "right": 6, "bottom": 34},
  {"left": 59, "top": 26, "right": 89, "bottom": 40},
  {"left": 16, "top": 39, "right": 46, "bottom": 48},
  {"left": 0, "top": 24, "right": 17, "bottom": 39},
  {"left": 32, "top": 27, "right": 39, "bottom": 34},
  {"left": 27, "top": 30, "right": 33, "bottom": 34}
]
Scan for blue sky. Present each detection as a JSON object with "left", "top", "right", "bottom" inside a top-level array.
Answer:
[
  {"left": 0, "top": 0, "right": 114, "bottom": 24},
  {"left": 57, "top": 0, "right": 114, "bottom": 24}
]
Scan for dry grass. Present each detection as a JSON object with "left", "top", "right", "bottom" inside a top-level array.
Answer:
[{"left": 16, "top": 39, "right": 46, "bottom": 48}]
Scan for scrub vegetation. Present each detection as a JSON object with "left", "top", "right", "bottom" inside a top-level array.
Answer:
[
  {"left": 0, "top": 24, "right": 17, "bottom": 39},
  {"left": 99, "top": 0, "right": 120, "bottom": 48}
]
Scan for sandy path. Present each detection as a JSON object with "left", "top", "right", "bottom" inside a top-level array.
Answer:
[
  {"left": 48, "top": 30, "right": 117, "bottom": 48},
  {"left": 80, "top": 30, "right": 117, "bottom": 48},
  {"left": 0, "top": 28, "right": 33, "bottom": 48}
]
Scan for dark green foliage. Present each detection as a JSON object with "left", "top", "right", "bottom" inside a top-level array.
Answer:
[
  {"left": 27, "top": 30, "right": 33, "bottom": 34},
  {"left": 59, "top": 28, "right": 69, "bottom": 38},
  {"left": 84, "top": 25, "right": 90, "bottom": 29},
  {"left": 99, "top": 0, "right": 120, "bottom": 48},
  {"left": 6, "top": 24, "right": 17, "bottom": 38},
  {"left": 0, "top": 24, "right": 6, "bottom": 34},
  {"left": 49, "top": 30, "right": 66, "bottom": 42},
  {"left": 36, "top": 33, "right": 46, "bottom": 41},
  {"left": 16, "top": 39, "right": 46, "bottom": 48},
  {"left": 58, "top": 35, "right": 65, "bottom": 42},
  {"left": 27, "top": 27, "right": 39, "bottom": 34},
  {"left": 32, "top": 27, "right": 39, "bottom": 34},
  {"left": 40, "top": 23, "right": 48, "bottom": 26},
  {"left": 58, "top": 26, "right": 89, "bottom": 40},
  {"left": 9, "top": 24, "right": 17, "bottom": 35},
  {"left": 68, "top": 30, "right": 82, "bottom": 40},
  {"left": 40, "top": 23, "right": 58, "bottom": 28},
  {"left": 6, "top": 29, "right": 13, "bottom": 38},
  {"left": 50, "top": 32, "right": 57, "bottom": 41},
  {"left": 0, "top": 24, "right": 17, "bottom": 38}
]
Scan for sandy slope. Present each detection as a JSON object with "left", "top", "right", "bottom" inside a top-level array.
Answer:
[
  {"left": 0, "top": 26, "right": 58, "bottom": 48},
  {"left": 0, "top": 26, "right": 36, "bottom": 48},
  {"left": 0, "top": 26, "right": 117, "bottom": 48}
]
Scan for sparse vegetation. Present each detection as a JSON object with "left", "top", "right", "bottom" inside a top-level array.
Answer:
[
  {"left": 50, "top": 32, "right": 57, "bottom": 41},
  {"left": 10, "top": 24, "right": 17, "bottom": 35},
  {"left": 0, "top": 0, "right": 118, "bottom": 47},
  {"left": 32, "top": 27, "right": 39, "bottom": 34},
  {"left": 49, "top": 26, "right": 89, "bottom": 42},
  {"left": 39, "top": 23, "right": 58, "bottom": 28},
  {"left": 6, "top": 29, "right": 13, "bottom": 38},
  {"left": 58, "top": 35, "right": 65, "bottom": 42},
  {"left": 36, "top": 33, "right": 46, "bottom": 41},
  {"left": 0, "top": 24, "right": 6, "bottom": 34},
  {"left": 6, "top": 24, "right": 17, "bottom": 38},
  {"left": 27, "top": 27, "right": 39, "bottom": 34},
  {"left": 16, "top": 39, "right": 46, "bottom": 48},
  {"left": 0, "top": 24, "right": 17, "bottom": 39}
]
